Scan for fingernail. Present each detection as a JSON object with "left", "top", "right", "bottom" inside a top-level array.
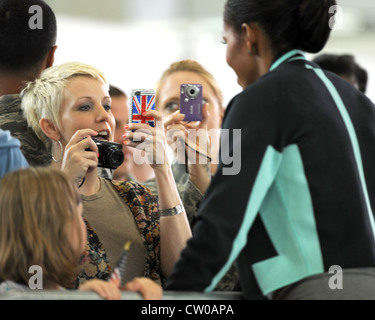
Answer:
[
  {"left": 124, "top": 125, "right": 129, "bottom": 130},
  {"left": 142, "top": 112, "right": 147, "bottom": 116},
  {"left": 122, "top": 133, "right": 127, "bottom": 138}
]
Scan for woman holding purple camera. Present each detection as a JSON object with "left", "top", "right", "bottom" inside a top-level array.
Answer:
[
  {"left": 165, "top": 0, "right": 375, "bottom": 299},
  {"left": 21, "top": 62, "right": 191, "bottom": 288}
]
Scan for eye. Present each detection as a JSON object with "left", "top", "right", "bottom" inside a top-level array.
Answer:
[
  {"left": 164, "top": 102, "right": 179, "bottom": 113},
  {"left": 103, "top": 103, "right": 111, "bottom": 111},
  {"left": 78, "top": 104, "right": 91, "bottom": 111},
  {"left": 221, "top": 35, "right": 227, "bottom": 45}
]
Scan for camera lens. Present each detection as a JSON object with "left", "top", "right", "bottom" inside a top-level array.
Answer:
[
  {"left": 185, "top": 84, "right": 200, "bottom": 99},
  {"left": 103, "top": 147, "right": 124, "bottom": 169}
]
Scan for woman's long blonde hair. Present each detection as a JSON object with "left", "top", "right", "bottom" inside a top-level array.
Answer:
[{"left": 0, "top": 167, "right": 83, "bottom": 289}]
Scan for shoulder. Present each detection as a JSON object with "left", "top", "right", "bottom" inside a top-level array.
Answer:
[
  {"left": 0, "top": 129, "right": 20, "bottom": 147},
  {"left": 111, "top": 179, "right": 153, "bottom": 195},
  {"left": 0, "top": 95, "right": 23, "bottom": 122},
  {"left": 223, "top": 63, "right": 317, "bottom": 128},
  {"left": 0, "top": 94, "right": 21, "bottom": 110},
  {"left": 109, "top": 179, "right": 158, "bottom": 208}
]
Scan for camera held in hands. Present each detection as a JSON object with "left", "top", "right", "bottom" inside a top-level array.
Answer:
[
  {"left": 129, "top": 89, "right": 156, "bottom": 127},
  {"left": 87, "top": 137, "right": 124, "bottom": 170},
  {"left": 180, "top": 83, "right": 203, "bottom": 121}
]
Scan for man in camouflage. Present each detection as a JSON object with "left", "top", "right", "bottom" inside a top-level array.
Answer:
[{"left": 0, "top": 0, "right": 57, "bottom": 166}]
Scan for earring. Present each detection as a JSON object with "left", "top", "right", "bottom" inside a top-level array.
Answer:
[
  {"left": 51, "top": 140, "right": 63, "bottom": 163},
  {"left": 248, "top": 44, "right": 257, "bottom": 55}
]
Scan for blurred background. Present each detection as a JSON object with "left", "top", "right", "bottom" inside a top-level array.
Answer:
[{"left": 47, "top": 0, "right": 375, "bottom": 105}]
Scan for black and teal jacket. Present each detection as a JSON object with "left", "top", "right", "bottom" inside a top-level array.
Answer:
[{"left": 165, "top": 50, "right": 375, "bottom": 299}]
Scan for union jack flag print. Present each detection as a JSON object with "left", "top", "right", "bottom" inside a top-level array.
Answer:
[{"left": 129, "top": 89, "right": 155, "bottom": 127}]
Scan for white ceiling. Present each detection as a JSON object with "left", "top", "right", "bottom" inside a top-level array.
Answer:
[
  {"left": 47, "top": 0, "right": 375, "bottom": 29},
  {"left": 48, "top": 0, "right": 375, "bottom": 103}
]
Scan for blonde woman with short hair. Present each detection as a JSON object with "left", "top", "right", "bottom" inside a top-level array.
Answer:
[{"left": 21, "top": 62, "right": 191, "bottom": 287}]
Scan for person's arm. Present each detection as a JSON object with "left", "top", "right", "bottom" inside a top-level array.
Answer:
[
  {"left": 123, "top": 277, "right": 163, "bottom": 300},
  {"left": 164, "top": 105, "right": 212, "bottom": 195},
  {"left": 79, "top": 279, "right": 121, "bottom": 300},
  {"left": 163, "top": 106, "right": 212, "bottom": 225},
  {"left": 154, "top": 162, "right": 192, "bottom": 276},
  {"left": 124, "top": 111, "right": 192, "bottom": 277},
  {"left": 79, "top": 277, "right": 162, "bottom": 300},
  {"left": 165, "top": 88, "right": 283, "bottom": 292}
]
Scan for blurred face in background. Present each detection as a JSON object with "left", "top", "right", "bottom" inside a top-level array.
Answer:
[{"left": 156, "top": 71, "right": 223, "bottom": 132}]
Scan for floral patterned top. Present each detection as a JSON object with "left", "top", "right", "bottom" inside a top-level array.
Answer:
[{"left": 74, "top": 179, "right": 164, "bottom": 287}]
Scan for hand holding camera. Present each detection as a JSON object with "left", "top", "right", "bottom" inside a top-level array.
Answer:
[
  {"left": 165, "top": 102, "right": 211, "bottom": 164},
  {"left": 86, "top": 138, "right": 124, "bottom": 170},
  {"left": 124, "top": 109, "right": 169, "bottom": 170},
  {"left": 60, "top": 129, "right": 102, "bottom": 187}
]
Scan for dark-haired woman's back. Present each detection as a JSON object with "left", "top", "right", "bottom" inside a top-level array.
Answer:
[{"left": 165, "top": 0, "right": 375, "bottom": 300}]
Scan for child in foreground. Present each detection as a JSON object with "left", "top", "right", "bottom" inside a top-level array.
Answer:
[{"left": 0, "top": 167, "right": 162, "bottom": 300}]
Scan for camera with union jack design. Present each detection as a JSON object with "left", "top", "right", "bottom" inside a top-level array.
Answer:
[{"left": 129, "top": 89, "right": 156, "bottom": 127}]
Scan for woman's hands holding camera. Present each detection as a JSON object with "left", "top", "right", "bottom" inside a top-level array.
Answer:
[
  {"left": 61, "top": 129, "right": 99, "bottom": 187},
  {"left": 123, "top": 110, "right": 169, "bottom": 172}
]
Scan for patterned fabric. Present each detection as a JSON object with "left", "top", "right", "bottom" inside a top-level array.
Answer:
[
  {"left": 74, "top": 218, "right": 112, "bottom": 288},
  {"left": 75, "top": 179, "right": 164, "bottom": 287},
  {"left": 0, "top": 94, "right": 51, "bottom": 167}
]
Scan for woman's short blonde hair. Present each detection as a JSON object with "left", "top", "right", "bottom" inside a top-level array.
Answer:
[
  {"left": 21, "top": 62, "right": 109, "bottom": 146},
  {"left": 155, "top": 59, "right": 224, "bottom": 111},
  {"left": 0, "top": 167, "right": 83, "bottom": 289}
]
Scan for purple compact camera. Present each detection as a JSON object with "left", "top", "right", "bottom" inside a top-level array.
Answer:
[{"left": 180, "top": 84, "right": 203, "bottom": 121}]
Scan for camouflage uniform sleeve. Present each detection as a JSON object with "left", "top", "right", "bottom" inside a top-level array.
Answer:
[
  {"left": 140, "top": 177, "right": 158, "bottom": 196},
  {"left": 180, "top": 179, "right": 204, "bottom": 226},
  {"left": 0, "top": 95, "right": 52, "bottom": 167},
  {"left": 140, "top": 165, "right": 204, "bottom": 226}
]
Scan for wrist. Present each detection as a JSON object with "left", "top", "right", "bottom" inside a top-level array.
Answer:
[{"left": 159, "top": 204, "right": 185, "bottom": 217}]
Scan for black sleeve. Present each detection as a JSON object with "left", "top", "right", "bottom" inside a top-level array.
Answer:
[{"left": 165, "top": 80, "right": 286, "bottom": 292}]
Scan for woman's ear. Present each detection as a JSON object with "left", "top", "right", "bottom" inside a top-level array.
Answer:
[
  {"left": 241, "top": 23, "right": 258, "bottom": 55},
  {"left": 39, "top": 118, "right": 61, "bottom": 141}
]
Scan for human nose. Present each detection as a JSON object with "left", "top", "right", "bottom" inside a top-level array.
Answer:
[{"left": 95, "top": 105, "right": 111, "bottom": 122}]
